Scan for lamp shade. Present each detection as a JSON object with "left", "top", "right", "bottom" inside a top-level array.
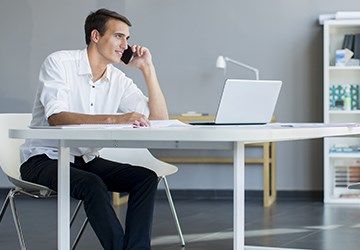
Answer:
[{"left": 216, "top": 56, "right": 226, "bottom": 69}]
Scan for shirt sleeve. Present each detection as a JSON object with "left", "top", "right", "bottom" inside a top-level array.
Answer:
[
  {"left": 38, "top": 55, "right": 70, "bottom": 119},
  {"left": 118, "top": 77, "right": 150, "bottom": 117}
]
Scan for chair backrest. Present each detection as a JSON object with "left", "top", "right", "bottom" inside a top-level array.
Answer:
[
  {"left": 0, "top": 113, "right": 32, "bottom": 180},
  {"left": 99, "top": 148, "right": 178, "bottom": 177}
]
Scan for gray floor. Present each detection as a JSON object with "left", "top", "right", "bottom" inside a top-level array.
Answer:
[{"left": 1, "top": 191, "right": 360, "bottom": 250}]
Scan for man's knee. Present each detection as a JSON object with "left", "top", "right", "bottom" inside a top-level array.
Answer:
[
  {"left": 137, "top": 167, "right": 159, "bottom": 192},
  {"left": 71, "top": 174, "right": 108, "bottom": 200},
  {"left": 140, "top": 167, "right": 158, "bottom": 184}
]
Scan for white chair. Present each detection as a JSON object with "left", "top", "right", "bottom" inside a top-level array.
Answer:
[
  {"left": 0, "top": 113, "right": 84, "bottom": 250},
  {"left": 99, "top": 148, "right": 185, "bottom": 247}
]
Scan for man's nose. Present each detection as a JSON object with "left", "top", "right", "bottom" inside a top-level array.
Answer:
[{"left": 120, "top": 38, "right": 128, "bottom": 49}]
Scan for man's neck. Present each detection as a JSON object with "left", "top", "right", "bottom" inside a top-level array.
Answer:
[
  {"left": 92, "top": 67, "right": 107, "bottom": 83},
  {"left": 87, "top": 47, "right": 108, "bottom": 82}
]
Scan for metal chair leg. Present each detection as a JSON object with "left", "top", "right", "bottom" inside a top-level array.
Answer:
[
  {"left": 9, "top": 190, "right": 26, "bottom": 250},
  {"left": 71, "top": 200, "right": 84, "bottom": 226},
  {"left": 1, "top": 190, "right": 88, "bottom": 250},
  {"left": 72, "top": 217, "right": 89, "bottom": 250},
  {"left": 0, "top": 190, "right": 11, "bottom": 222},
  {"left": 161, "top": 176, "right": 185, "bottom": 246}
]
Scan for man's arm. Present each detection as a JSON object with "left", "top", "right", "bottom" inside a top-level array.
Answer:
[
  {"left": 48, "top": 111, "right": 150, "bottom": 126},
  {"left": 127, "top": 45, "right": 169, "bottom": 120},
  {"left": 142, "top": 63, "right": 168, "bottom": 120}
]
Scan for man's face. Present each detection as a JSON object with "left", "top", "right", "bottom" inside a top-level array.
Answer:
[{"left": 95, "top": 19, "right": 130, "bottom": 64}]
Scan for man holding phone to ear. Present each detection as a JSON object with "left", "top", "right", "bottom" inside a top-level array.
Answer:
[{"left": 20, "top": 8, "right": 168, "bottom": 250}]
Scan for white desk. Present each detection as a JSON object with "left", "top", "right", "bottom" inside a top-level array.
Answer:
[{"left": 9, "top": 124, "right": 360, "bottom": 250}]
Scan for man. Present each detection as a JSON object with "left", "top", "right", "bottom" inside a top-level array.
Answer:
[{"left": 20, "top": 8, "right": 168, "bottom": 250}]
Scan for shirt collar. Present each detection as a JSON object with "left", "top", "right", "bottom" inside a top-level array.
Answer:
[
  {"left": 78, "top": 48, "right": 112, "bottom": 82},
  {"left": 78, "top": 48, "right": 92, "bottom": 76}
]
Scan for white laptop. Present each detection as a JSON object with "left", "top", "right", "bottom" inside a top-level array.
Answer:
[{"left": 190, "top": 79, "right": 282, "bottom": 125}]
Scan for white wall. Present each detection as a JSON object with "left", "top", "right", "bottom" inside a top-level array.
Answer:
[{"left": 1, "top": 0, "right": 360, "bottom": 190}]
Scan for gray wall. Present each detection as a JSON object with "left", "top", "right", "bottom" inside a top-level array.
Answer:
[{"left": 2, "top": 0, "right": 360, "bottom": 190}]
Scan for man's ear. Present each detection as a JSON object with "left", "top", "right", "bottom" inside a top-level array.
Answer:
[{"left": 90, "top": 29, "right": 100, "bottom": 43}]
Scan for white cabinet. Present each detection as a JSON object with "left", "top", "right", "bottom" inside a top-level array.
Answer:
[{"left": 323, "top": 20, "right": 360, "bottom": 203}]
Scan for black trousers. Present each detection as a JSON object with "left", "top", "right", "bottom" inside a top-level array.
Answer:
[{"left": 20, "top": 154, "right": 158, "bottom": 250}]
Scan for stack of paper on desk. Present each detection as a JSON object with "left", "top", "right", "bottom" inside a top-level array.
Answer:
[{"left": 29, "top": 120, "right": 190, "bottom": 129}]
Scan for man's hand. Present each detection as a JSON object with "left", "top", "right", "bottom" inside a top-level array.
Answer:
[
  {"left": 117, "top": 112, "right": 150, "bottom": 127},
  {"left": 126, "top": 45, "right": 153, "bottom": 70}
]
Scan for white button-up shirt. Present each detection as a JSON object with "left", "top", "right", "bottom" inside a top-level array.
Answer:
[{"left": 20, "top": 49, "right": 149, "bottom": 164}]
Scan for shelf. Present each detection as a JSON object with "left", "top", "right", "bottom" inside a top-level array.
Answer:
[
  {"left": 325, "top": 197, "right": 360, "bottom": 204},
  {"left": 329, "top": 66, "right": 360, "bottom": 70},
  {"left": 324, "top": 20, "right": 360, "bottom": 204},
  {"left": 329, "top": 110, "right": 360, "bottom": 114},
  {"left": 330, "top": 153, "right": 360, "bottom": 158}
]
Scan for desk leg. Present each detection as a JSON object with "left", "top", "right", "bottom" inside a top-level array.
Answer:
[
  {"left": 234, "top": 142, "right": 245, "bottom": 250},
  {"left": 58, "top": 142, "right": 70, "bottom": 250}
]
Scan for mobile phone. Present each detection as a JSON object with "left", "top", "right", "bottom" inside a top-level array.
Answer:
[{"left": 121, "top": 45, "right": 133, "bottom": 64}]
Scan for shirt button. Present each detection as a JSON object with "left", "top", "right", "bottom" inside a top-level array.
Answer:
[
  {"left": 92, "top": 86, "right": 95, "bottom": 88},
  {"left": 90, "top": 103, "right": 94, "bottom": 106}
]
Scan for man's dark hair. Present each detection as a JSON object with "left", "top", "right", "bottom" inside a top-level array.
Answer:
[{"left": 84, "top": 8, "right": 132, "bottom": 45}]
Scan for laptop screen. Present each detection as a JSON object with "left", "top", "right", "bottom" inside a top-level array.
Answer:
[{"left": 214, "top": 79, "right": 282, "bottom": 125}]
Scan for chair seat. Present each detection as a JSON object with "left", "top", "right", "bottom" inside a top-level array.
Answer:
[{"left": 8, "top": 176, "right": 54, "bottom": 197}]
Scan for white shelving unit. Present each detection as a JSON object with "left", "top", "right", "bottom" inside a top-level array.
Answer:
[{"left": 324, "top": 20, "right": 360, "bottom": 204}]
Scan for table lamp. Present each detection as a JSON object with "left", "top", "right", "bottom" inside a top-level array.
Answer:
[{"left": 216, "top": 55, "right": 259, "bottom": 80}]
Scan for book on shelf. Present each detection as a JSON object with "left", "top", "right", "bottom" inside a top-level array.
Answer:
[
  {"left": 329, "top": 84, "right": 359, "bottom": 110},
  {"left": 342, "top": 36, "right": 354, "bottom": 53},
  {"left": 355, "top": 34, "right": 360, "bottom": 59},
  {"left": 341, "top": 35, "right": 360, "bottom": 62}
]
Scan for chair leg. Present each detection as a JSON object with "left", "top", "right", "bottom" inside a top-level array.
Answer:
[
  {"left": 70, "top": 200, "right": 90, "bottom": 250},
  {"left": 160, "top": 176, "right": 185, "bottom": 247},
  {"left": 71, "top": 200, "right": 83, "bottom": 227},
  {"left": 71, "top": 217, "right": 89, "bottom": 250},
  {"left": 2, "top": 191, "right": 88, "bottom": 250},
  {"left": 0, "top": 190, "right": 11, "bottom": 222},
  {"left": 8, "top": 190, "right": 26, "bottom": 250}
]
